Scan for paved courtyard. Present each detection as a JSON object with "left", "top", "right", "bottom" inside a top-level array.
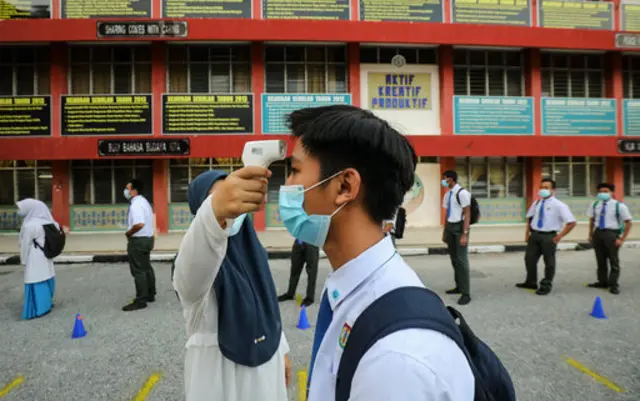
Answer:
[{"left": 0, "top": 250, "right": 638, "bottom": 401}]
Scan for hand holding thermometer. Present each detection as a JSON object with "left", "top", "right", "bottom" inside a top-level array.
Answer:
[{"left": 241, "top": 140, "right": 287, "bottom": 168}]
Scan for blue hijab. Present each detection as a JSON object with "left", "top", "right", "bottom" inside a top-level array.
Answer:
[{"left": 187, "top": 170, "right": 283, "bottom": 367}]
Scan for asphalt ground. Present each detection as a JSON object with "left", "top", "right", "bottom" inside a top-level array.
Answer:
[{"left": 0, "top": 250, "right": 639, "bottom": 401}]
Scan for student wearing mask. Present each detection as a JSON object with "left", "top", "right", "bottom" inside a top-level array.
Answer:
[
  {"left": 518, "top": 178, "right": 576, "bottom": 295},
  {"left": 122, "top": 178, "right": 156, "bottom": 312},
  {"left": 586, "top": 183, "right": 632, "bottom": 295},
  {"left": 441, "top": 170, "right": 472, "bottom": 306},
  {"left": 17, "top": 199, "right": 59, "bottom": 320},
  {"left": 173, "top": 170, "right": 290, "bottom": 401},
  {"left": 282, "top": 105, "right": 474, "bottom": 401}
]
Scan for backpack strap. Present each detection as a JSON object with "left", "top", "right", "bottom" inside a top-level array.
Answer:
[
  {"left": 455, "top": 187, "right": 467, "bottom": 206},
  {"left": 335, "top": 287, "right": 484, "bottom": 401}
]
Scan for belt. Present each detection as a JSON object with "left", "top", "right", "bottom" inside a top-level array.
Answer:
[
  {"left": 531, "top": 229, "right": 557, "bottom": 235},
  {"left": 446, "top": 221, "right": 463, "bottom": 224},
  {"left": 595, "top": 228, "right": 619, "bottom": 232}
]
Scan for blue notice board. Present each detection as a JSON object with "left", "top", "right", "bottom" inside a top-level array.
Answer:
[
  {"left": 453, "top": 96, "right": 534, "bottom": 135},
  {"left": 261, "top": 94, "right": 352, "bottom": 134},
  {"left": 624, "top": 100, "right": 640, "bottom": 136},
  {"left": 541, "top": 98, "right": 617, "bottom": 136}
]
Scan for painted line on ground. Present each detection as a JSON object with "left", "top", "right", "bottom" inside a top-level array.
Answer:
[
  {"left": 133, "top": 373, "right": 162, "bottom": 401},
  {"left": 297, "top": 369, "right": 308, "bottom": 401},
  {"left": 565, "top": 357, "right": 625, "bottom": 393},
  {"left": 0, "top": 376, "right": 24, "bottom": 398}
]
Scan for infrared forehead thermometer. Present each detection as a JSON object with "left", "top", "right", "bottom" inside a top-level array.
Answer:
[{"left": 241, "top": 140, "right": 287, "bottom": 168}]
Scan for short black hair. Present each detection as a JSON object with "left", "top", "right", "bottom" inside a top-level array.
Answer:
[
  {"left": 541, "top": 178, "right": 556, "bottom": 189},
  {"left": 129, "top": 178, "right": 144, "bottom": 194},
  {"left": 597, "top": 182, "right": 615, "bottom": 192},
  {"left": 443, "top": 170, "right": 457, "bottom": 182},
  {"left": 288, "top": 105, "right": 417, "bottom": 224}
]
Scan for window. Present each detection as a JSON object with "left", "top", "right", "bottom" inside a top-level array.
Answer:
[
  {"left": 264, "top": 45, "right": 348, "bottom": 93},
  {"left": 169, "top": 158, "right": 243, "bottom": 202},
  {"left": 167, "top": 45, "right": 251, "bottom": 93},
  {"left": 541, "top": 52, "right": 604, "bottom": 98},
  {"left": 360, "top": 46, "right": 437, "bottom": 64},
  {"left": 624, "top": 158, "right": 640, "bottom": 197},
  {"left": 454, "top": 157, "right": 524, "bottom": 198},
  {"left": 542, "top": 157, "right": 604, "bottom": 197},
  {"left": 71, "top": 160, "right": 153, "bottom": 204},
  {"left": 623, "top": 55, "right": 640, "bottom": 99},
  {"left": 68, "top": 46, "right": 152, "bottom": 94},
  {"left": 0, "top": 161, "right": 52, "bottom": 206},
  {"left": 453, "top": 49, "right": 523, "bottom": 96},
  {"left": 0, "top": 46, "right": 50, "bottom": 96}
]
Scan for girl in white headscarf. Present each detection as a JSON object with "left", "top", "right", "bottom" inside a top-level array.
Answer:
[{"left": 17, "top": 198, "right": 57, "bottom": 320}]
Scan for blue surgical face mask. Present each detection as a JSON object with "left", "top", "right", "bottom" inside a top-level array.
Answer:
[
  {"left": 441, "top": 179, "right": 449, "bottom": 188},
  {"left": 538, "top": 189, "right": 551, "bottom": 199},
  {"left": 597, "top": 192, "right": 611, "bottom": 201},
  {"left": 229, "top": 214, "right": 247, "bottom": 236},
  {"left": 278, "top": 171, "right": 347, "bottom": 248},
  {"left": 123, "top": 188, "right": 132, "bottom": 200}
]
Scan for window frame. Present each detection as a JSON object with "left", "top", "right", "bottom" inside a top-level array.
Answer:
[
  {"left": 623, "top": 54, "right": 640, "bottom": 99},
  {"left": 541, "top": 52, "right": 605, "bottom": 98},
  {"left": 168, "top": 158, "right": 243, "bottom": 203},
  {"left": 359, "top": 46, "right": 438, "bottom": 65},
  {"left": 67, "top": 45, "right": 152, "bottom": 95},
  {"left": 0, "top": 46, "right": 50, "bottom": 96},
  {"left": 263, "top": 45, "right": 348, "bottom": 94},
  {"left": 541, "top": 157, "right": 605, "bottom": 197},
  {"left": 453, "top": 49, "right": 524, "bottom": 97},
  {"left": 454, "top": 157, "right": 525, "bottom": 199},
  {"left": 623, "top": 157, "right": 640, "bottom": 197},
  {"left": 0, "top": 161, "right": 52, "bottom": 205},
  {"left": 70, "top": 160, "right": 153, "bottom": 205}
]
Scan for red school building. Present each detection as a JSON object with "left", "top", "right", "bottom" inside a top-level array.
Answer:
[{"left": 1, "top": 0, "right": 640, "bottom": 234}]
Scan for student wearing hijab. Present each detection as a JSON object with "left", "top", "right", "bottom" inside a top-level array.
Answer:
[
  {"left": 17, "top": 198, "right": 58, "bottom": 320},
  {"left": 173, "top": 169, "right": 291, "bottom": 401}
]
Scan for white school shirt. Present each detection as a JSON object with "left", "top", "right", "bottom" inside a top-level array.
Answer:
[
  {"left": 20, "top": 222, "right": 55, "bottom": 284},
  {"left": 173, "top": 194, "right": 290, "bottom": 401},
  {"left": 442, "top": 184, "right": 471, "bottom": 223},
  {"left": 128, "top": 195, "right": 154, "bottom": 237},
  {"left": 586, "top": 199, "right": 632, "bottom": 230},
  {"left": 526, "top": 196, "right": 576, "bottom": 232},
  {"left": 307, "top": 235, "right": 474, "bottom": 401}
]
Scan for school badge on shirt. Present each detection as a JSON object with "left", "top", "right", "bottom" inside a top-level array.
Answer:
[{"left": 338, "top": 323, "right": 351, "bottom": 349}]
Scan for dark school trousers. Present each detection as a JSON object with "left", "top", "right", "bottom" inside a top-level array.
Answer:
[
  {"left": 127, "top": 236, "right": 156, "bottom": 304},
  {"left": 445, "top": 221, "right": 470, "bottom": 295},
  {"left": 285, "top": 241, "right": 320, "bottom": 301},
  {"left": 592, "top": 229, "right": 621, "bottom": 289},
  {"left": 524, "top": 230, "right": 557, "bottom": 288}
]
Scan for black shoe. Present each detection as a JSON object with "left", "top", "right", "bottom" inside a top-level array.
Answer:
[
  {"left": 587, "top": 282, "right": 608, "bottom": 289},
  {"left": 457, "top": 294, "right": 471, "bottom": 305},
  {"left": 147, "top": 295, "right": 156, "bottom": 303},
  {"left": 610, "top": 286, "right": 620, "bottom": 295},
  {"left": 301, "top": 298, "right": 314, "bottom": 307},
  {"left": 535, "top": 287, "right": 551, "bottom": 296},
  {"left": 278, "top": 293, "right": 294, "bottom": 302},
  {"left": 516, "top": 282, "right": 538, "bottom": 290},
  {"left": 446, "top": 287, "right": 462, "bottom": 294},
  {"left": 122, "top": 301, "right": 147, "bottom": 312}
]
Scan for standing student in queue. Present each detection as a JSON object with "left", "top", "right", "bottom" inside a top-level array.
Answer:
[
  {"left": 122, "top": 179, "right": 156, "bottom": 312},
  {"left": 441, "top": 170, "right": 472, "bottom": 306},
  {"left": 173, "top": 170, "right": 290, "bottom": 401},
  {"left": 586, "top": 183, "right": 632, "bottom": 295},
  {"left": 282, "top": 106, "right": 474, "bottom": 401},
  {"left": 517, "top": 178, "right": 576, "bottom": 295},
  {"left": 278, "top": 239, "right": 320, "bottom": 307}
]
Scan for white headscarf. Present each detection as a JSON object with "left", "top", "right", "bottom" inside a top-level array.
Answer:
[{"left": 16, "top": 198, "right": 56, "bottom": 243}]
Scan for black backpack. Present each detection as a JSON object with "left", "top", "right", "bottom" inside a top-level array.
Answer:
[
  {"left": 392, "top": 207, "right": 406, "bottom": 239},
  {"left": 456, "top": 188, "right": 481, "bottom": 225},
  {"left": 34, "top": 223, "right": 66, "bottom": 259},
  {"left": 336, "top": 287, "right": 516, "bottom": 401}
]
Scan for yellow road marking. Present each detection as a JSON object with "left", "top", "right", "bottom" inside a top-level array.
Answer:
[
  {"left": 133, "top": 373, "right": 162, "bottom": 401},
  {"left": 296, "top": 294, "right": 303, "bottom": 307},
  {"left": 0, "top": 376, "right": 24, "bottom": 398},
  {"left": 525, "top": 288, "right": 536, "bottom": 294},
  {"left": 565, "top": 357, "right": 625, "bottom": 393},
  {"left": 297, "top": 369, "right": 308, "bottom": 401}
]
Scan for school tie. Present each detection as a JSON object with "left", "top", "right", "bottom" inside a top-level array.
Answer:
[
  {"left": 308, "top": 290, "right": 333, "bottom": 391},
  {"left": 446, "top": 191, "right": 452, "bottom": 219},
  {"left": 536, "top": 199, "right": 546, "bottom": 229},
  {"left": 599, "top": 202, "right": 607, "bottom": 230}
]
